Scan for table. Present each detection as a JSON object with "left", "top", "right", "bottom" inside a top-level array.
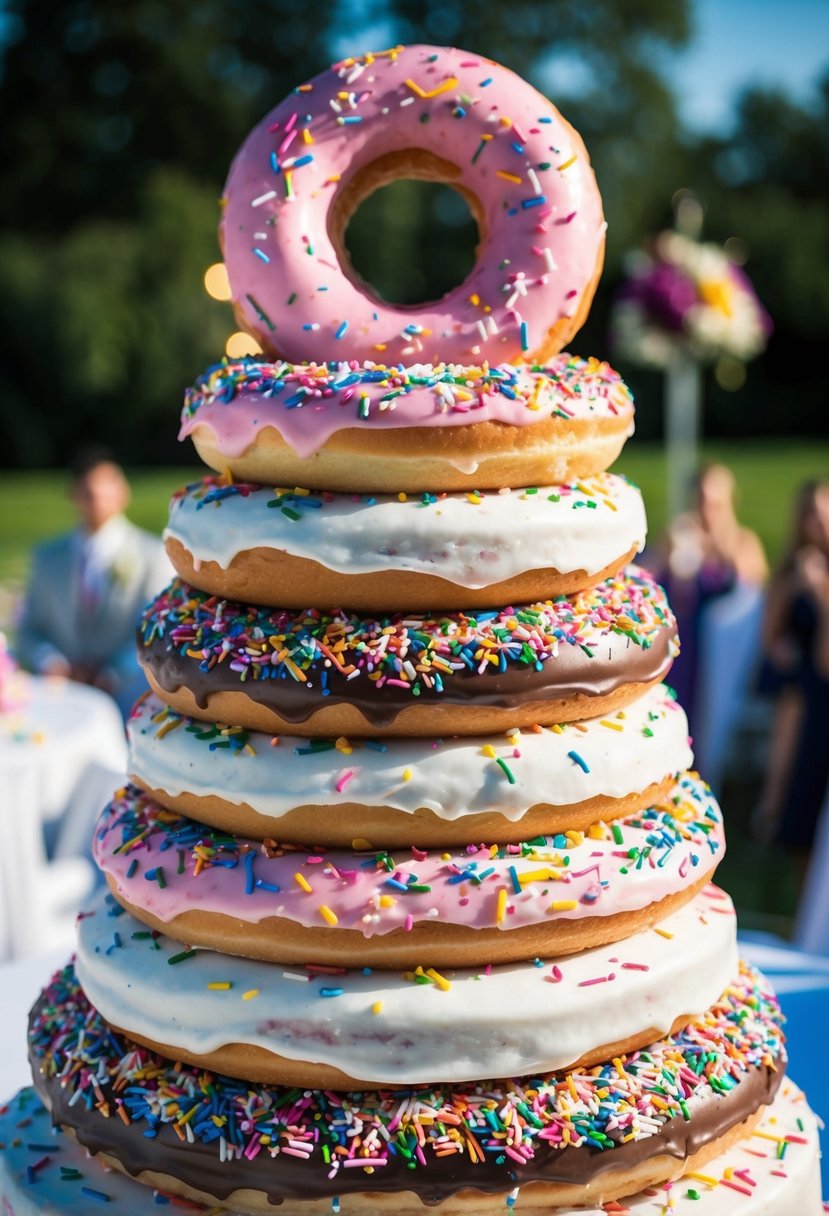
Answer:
[
  {"left": 1, "top": 937, "right": 827, "bottom": 1163},
  {"left": 739, "top": 932, "right": 829, "bottom": 1164},
  {"left": 0, "top": 675, "right": 127, "bottom": 959}
]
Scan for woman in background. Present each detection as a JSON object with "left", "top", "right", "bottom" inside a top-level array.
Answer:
[
  {"left": 758, "top": 480, "right": 829, "bottom": 891},
  {"left": 658, "top": 463, "right": 767, "bottom": 739}
]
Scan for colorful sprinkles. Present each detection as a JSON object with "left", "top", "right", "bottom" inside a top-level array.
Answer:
[
  {"left": 28, "top": 962, "right": 784, "bottom": 1195},
  {"left": 93, "top": 775, "right": 723, "bottom": 939},
  {"left": 2, "top": 1082, "right": 817, "bottom": 1214},
  {"left": 138, "top": 567, "right": 676, "bottom": 704},
  {"left": 170, "top": 470, "right": 638, "bottom": 522},
  {"left": 180, "top": 354, "right": 633, "bottom": 429}
]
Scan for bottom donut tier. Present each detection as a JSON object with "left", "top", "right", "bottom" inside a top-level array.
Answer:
[
  {"left": 1, "top": 1080, "right": 822, "bottom": 1215},
  {"left": 27, "top": 963, "right": 789, "bottom": 1213}
]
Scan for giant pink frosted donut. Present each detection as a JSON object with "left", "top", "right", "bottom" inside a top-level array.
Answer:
[
  {"left": 220, "top": 44, "right": 605, "bottom": 366},
  {"left": 94, "top": 775, "right": 723, "bottom": 969}
]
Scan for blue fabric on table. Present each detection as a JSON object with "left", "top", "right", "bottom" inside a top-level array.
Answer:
[{"left": 740, "top": 931, "right": 829, "bottom": 1160}]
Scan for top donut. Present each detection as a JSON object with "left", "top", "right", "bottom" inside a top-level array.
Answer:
[{"left": 221, "top": 44, "right": 605, "bottom": 366}]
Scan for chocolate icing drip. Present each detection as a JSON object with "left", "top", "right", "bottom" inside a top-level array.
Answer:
[
  {"left": 138, "top": 626, "right": 676, "bottom": 727},
  {"left": 29, "top": 1019, "right": 783, "bottom": 1206}
]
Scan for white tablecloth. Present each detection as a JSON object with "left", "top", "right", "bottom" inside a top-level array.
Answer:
[
  {"left": 1, "top": 674, "right": 127, "bottom": 837},
  {"left": 0, "top": 676, "right": 127, "bottom": 960}
]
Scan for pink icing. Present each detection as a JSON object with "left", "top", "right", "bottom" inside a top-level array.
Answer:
[
  {"left": 178, "top": 356, "right": 634, "bottom": 459},
  {"left": 220, "top": 45, "right": 605, "bottom": 365},
  {"left": 95, "top": 776, "right": 723, "bottom": 937}
]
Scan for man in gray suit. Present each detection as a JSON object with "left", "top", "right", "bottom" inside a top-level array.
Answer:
[{"left": 16, "top": 447, "right": 171, "bottom": 717}]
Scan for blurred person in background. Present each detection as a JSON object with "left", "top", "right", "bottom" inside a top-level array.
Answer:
[
  {"left": 657, "top": 463, "right": 768, "bottom": 742},
  {"left": 15, "top": 446, "right": 171, "bottom": 718},
  {"left": 754, "top": 480, "right": 829, "bottom": 891}
]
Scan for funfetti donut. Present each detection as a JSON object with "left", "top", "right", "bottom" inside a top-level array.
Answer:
[
  {"left": 137, "top": 568, "right": 678, "bottom": 739},
  {"left": 127, "top": 685, "right": 693, "bottom": 849},
  {"left": 164, "top": 473, "right": 647, "bottom": 612},
  {"left": 94, "top": 775, "right": 724, "bottom": 970},
  {"left": 29, "top": 963, "right": 787, "bottom": 1214},
  {"left": 220, "top": 45, "right": 605, "bottom": 368},
  {"left": 179, "top": 355, "right": 635, "bottom": 493}
]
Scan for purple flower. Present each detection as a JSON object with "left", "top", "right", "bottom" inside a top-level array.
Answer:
[{"left": 618, "top": 262, "right": 698, "bottom": 333}]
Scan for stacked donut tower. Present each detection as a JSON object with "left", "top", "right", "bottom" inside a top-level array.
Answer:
[{"left": 4, "top": 44, "right": 823, "bottom": 1216}]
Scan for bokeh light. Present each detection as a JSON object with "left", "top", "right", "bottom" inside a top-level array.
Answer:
[
  {"left": 225, "top": 331, "right": 262, "bottom": 358},
  {"left": 204, "top": 262, "right": 232, "bottom": 301},
  {"left": 715, "top": 354, "right": 748, "bottom": 391},
  {"left": 724, "top": 237, "right": 750, "bottom": 266}
]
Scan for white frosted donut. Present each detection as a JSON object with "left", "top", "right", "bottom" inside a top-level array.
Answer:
[
  {"left": 163, "top": 473, "right": 646, "bottom": 611},
  {"left": 179, "top": 356, "right": 635, "bottom": 493},
  {"left": 220, "top": 45, "right": 605, "bottom": 366},
  {"left": 127, "top": 685, "right": 693, "bottom": 848},
  {"left": 94, "top": 774, "right": 724, "bottom": 969},
  {"left": 5, "top": 1082, "right": 820, "bottom": 1216},
  {"left": 75, "top": 885, "right": 738, "bottom": 1089}
]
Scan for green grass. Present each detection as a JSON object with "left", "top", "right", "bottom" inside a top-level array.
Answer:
[
  {"left": 1, "top": 441, "right": 827, "bottom": 590},
  {"left": 0, "top": 465, "right": 199, "bottom": 590}
]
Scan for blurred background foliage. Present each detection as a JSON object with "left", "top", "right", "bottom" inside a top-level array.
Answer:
[{"left": 0, "top": 0, "right": 827, "bottom": 465}]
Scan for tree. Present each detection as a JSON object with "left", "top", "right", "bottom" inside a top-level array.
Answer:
[
  {"left": 0, "top": 0, "right": 349, "bottom": 231},
  {"left": 0, "top": 0, "right": 722, "bottom": 463},
  {"left": 671, "top": 76, "right": 829, "bottom": 438}
]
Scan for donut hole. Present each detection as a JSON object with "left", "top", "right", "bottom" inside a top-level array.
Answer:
[{"left": 334, "top": 149, "right": 483, "bottom": 307}]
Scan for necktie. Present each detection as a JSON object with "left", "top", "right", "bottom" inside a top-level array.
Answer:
[{"left": 77, "top": 541, "right": 101, "bottom": 614}]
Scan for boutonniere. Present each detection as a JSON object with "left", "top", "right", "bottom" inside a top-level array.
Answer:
[{"left": 109, "top": 554, "right": 137, "bottom": 589}]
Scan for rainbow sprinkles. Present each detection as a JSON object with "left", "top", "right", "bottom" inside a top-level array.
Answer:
[
  {"left": 178, "top": 355, "right": 635, "bottom": 460},
  {"left": 28, "top": 962, "right": 784, "bottom": 1204},
  {"left": 139, "top": 567, "right": 676, "bottom": 702}
]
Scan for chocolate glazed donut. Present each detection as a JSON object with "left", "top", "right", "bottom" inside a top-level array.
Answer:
[
  {"left": 39, "top": 1073, "right": 781, "bottom": 1208},
  {"left": 137, "top": 571, "right": 678, "bottom": 736},
  {"left": 31, "top": 1036, "right": 782, "bottom": 1210}
]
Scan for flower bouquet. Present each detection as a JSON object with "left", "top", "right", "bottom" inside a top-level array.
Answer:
[{"left": 611, "top": 229, "right": 772, "bottom": 369}]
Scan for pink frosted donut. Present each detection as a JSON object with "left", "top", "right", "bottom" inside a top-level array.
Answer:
[
  {"left": 179, "top": 355, "right": 635, "bottom": 493},
  {"left": 94, "top": 775, "right": 724, "bottom": 969},
  {"left": 220, "top": 44, "right": 605, "bottom": 366}
]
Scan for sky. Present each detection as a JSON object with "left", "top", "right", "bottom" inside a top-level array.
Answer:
[{"left": 672, "top": 0, "right": 829, "bottom": 130}]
